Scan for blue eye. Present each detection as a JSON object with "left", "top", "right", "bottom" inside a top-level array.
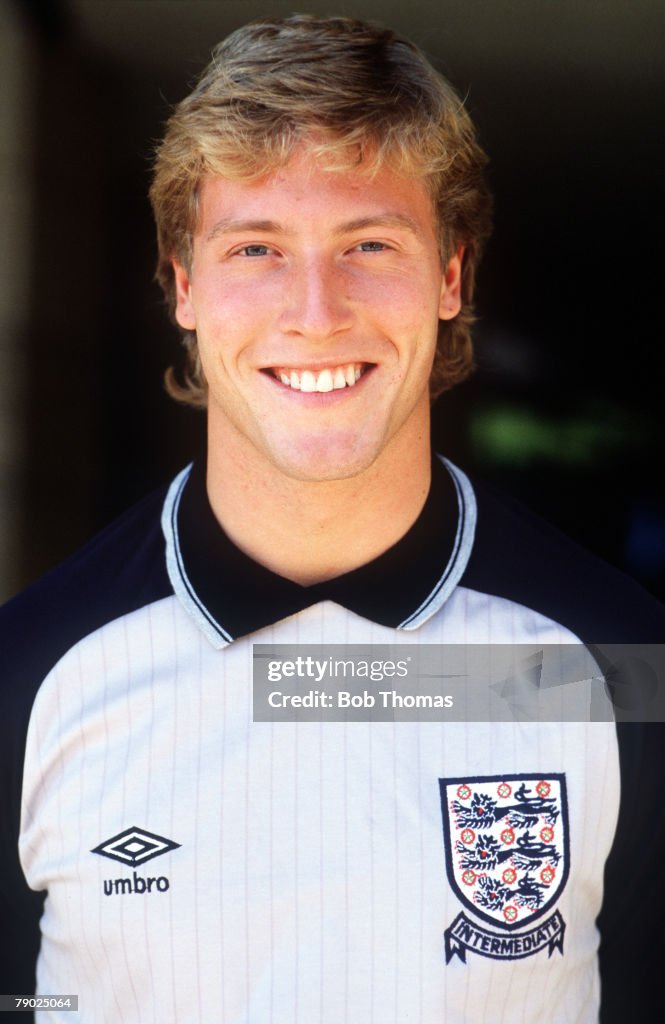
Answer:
[
  {"left": 357, "top": 241, "right": 387, "bottom": 252},
  {"left": 239, "top": 244, "right": 271, "bottom": 257}
]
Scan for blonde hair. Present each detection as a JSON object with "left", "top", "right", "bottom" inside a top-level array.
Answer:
[{"left": 150, "top": 14, "right": 492, "bottom": 404}]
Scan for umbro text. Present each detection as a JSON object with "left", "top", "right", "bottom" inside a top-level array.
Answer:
[{"left": 103, "top": 871, "right": 170, "bottom": 896}]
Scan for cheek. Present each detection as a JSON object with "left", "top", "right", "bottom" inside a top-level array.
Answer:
[
  {"left": 371, "top": 270, "right": 442, "bottom": 325},
  {"left": 192, "top": 271, "right": 281, "bottom": 331},
  {"left": 189, "top": 289, "right": 255, "bottom": 361},
  {"left": 385, "top": 293, "right": 441, "bottom": 359}
]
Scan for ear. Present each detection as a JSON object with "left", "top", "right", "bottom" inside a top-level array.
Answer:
[
  {"left": 438, "top": 244, "right": 464, "bottom": 321},
  {"left": 173, "top": 259, "right": 196, "bottom": 330}
]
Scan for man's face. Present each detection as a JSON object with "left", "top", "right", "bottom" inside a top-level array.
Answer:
[{"left": 173, "top": 147, "right": 462, "bottom": 483}]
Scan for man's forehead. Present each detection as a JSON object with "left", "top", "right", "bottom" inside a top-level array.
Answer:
[{"left": 194, "top": 152, "right": 438, "bottom": 242}]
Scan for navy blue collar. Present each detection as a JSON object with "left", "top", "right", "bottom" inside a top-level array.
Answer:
[{"left": 173, "top": 455, "right": 463, "bottom": 641}]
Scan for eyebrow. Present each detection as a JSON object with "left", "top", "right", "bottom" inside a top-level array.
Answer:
[
  {"left": 333, "top": 214, "right": 424, "bottom": 238},
  {"left": 204, "top": 212, "right": 425, "bottom": 243},
  {"left": 205, "top": 219, "right": 283, "bottom": 242}
]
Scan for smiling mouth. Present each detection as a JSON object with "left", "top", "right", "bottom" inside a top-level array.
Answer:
[{"left": 267, "top": 362, "right": 370, "bottom": 393}]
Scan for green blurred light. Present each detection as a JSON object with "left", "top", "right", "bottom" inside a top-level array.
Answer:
[{"left": 470, "top": 406, "right": 639, "bottom": 467}]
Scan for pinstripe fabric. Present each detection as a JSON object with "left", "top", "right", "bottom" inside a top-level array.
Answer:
[
  {"left": 6, "top": 462, "right": 664, "bottom": 1022},
  {"left": 19, "top": 595, "right": 617, "bottom": 1024}
]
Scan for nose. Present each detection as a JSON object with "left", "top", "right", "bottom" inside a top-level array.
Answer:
[{"left": 278, "top": 255, "right": 353, "bottom": 339}]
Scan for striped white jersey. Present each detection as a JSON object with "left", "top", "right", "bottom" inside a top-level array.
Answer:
[{"left": 1, "top": 457, "right": 664, "bottom": 1023}]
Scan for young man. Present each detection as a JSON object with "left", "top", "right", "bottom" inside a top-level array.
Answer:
[{"left": 1, "top": 15, "right": 663, "bottom": 1023}]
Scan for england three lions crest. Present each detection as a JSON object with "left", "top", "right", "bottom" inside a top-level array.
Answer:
[{"left": 439, "top": 773, "right": 569, "bottom": 964}]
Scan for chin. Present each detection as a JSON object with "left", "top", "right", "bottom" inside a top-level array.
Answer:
[{"left": 265, "top": 434, "right": 384, "bottom": 483}]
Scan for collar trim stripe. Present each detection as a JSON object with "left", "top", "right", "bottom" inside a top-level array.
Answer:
[
  {"left": 397, "top": 457, "right": 477, "bottom": 630},
  {"left": 162, "top": 456, "right": 476, "bottom": 644},
  {"left": 162, "top": 465, "right": 233, "bottom": 649}
]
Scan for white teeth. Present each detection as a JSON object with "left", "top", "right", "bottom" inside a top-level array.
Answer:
[
  {"left": 316, "top": 368, "right": 334, "bottom": 392},
  {"left": 275, "top": 363, "right": 366, "bottom": 391}
]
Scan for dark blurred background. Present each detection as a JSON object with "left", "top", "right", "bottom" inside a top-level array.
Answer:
[{"left": 1, "top": 0, "right": 664, "bottom": 602}]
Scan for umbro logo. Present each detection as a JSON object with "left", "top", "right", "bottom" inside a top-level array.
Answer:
[
  {"left": 91, "top": 826, "right": 180, "bottom": 867},
  {"left": 92, "top": 827, "right": 180, "bottom": 897}
]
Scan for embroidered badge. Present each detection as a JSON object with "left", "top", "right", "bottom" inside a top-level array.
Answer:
[
  {"left": 91, "top": 826, "right": 180, "bottom": 867},
  {"left": 91, "top": 826, "right": 181, "bottom": 898},
  {"left": 439, "top": 773, "right": 569, "bottom": 963}
]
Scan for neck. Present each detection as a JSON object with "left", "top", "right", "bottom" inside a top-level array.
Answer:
[{"left": 205, "top": 417, "right": 432, "bottom": 586}]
